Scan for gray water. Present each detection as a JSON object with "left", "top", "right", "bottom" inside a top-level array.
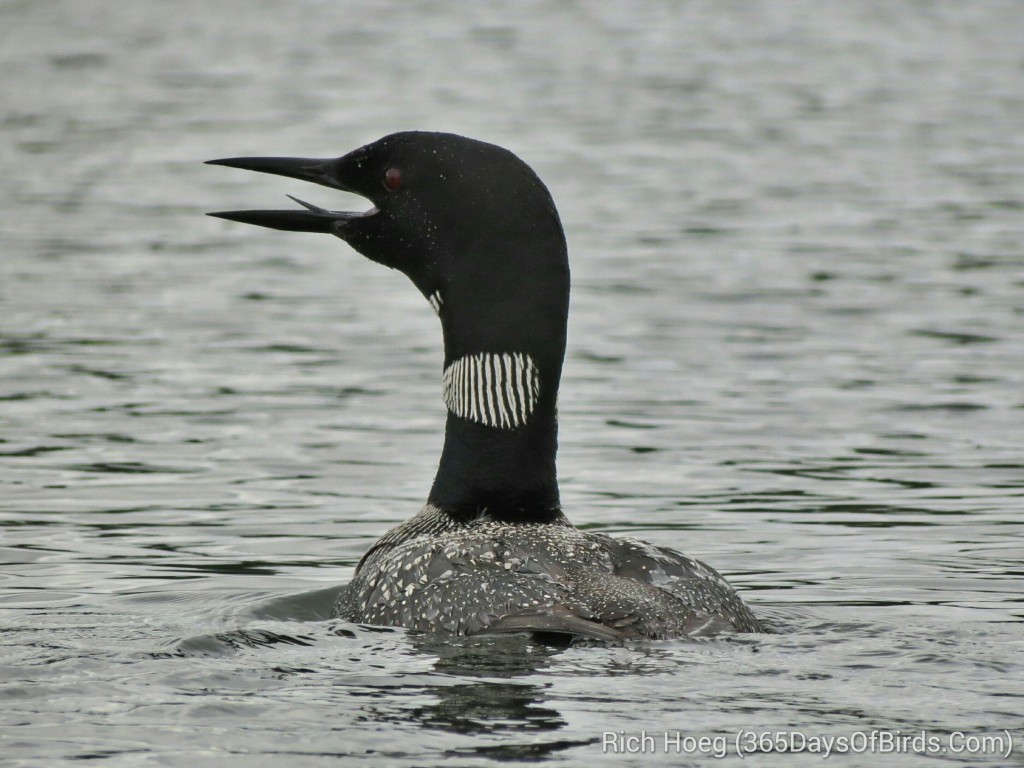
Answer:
[{"left": 2, "top": 1, "right": 1023, "bottom": 765}]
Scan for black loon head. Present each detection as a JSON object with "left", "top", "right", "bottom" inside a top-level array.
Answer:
[{"left": 209, "top": 132, "right": 570, "bottom": 522}]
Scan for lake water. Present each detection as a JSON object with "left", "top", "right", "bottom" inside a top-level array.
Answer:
[{"left": 2, "top": 1, "right": 1022, "bottom": 765}]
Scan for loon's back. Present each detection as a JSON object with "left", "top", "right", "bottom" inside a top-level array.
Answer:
[{"left": 334, "top": 505, "right": 761, "bottom": 639}]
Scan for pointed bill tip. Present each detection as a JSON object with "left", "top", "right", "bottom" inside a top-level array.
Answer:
[
  {"left": 206, "top": 207, "right": 359, "bottom": 233},
  {"left": 204, "top": 157, "right": 272, "bottom": 169},
  {"left": 206, "top": 210, "right": 246, "bottom": 221},
  {"left": 203, "top": 155, "right": 336, "bottom": 181}
]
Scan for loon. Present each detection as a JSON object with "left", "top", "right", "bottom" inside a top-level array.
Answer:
[{"left": 208, "top": 132, "right": 762, "bottom": 640}]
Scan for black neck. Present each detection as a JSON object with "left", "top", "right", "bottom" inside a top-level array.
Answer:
[
  {"left": 428, "top": 352, "right": 563, "bottom": 523},
  {"left": 413, "top": 143, "right": 570, "bottom": 524},
  {"left": 426, "top": 277, "right": 568, "bottom": 524}
]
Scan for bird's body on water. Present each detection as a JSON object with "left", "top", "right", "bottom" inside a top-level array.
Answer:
[{"left": 208, "top": 131, "right": 762, "bottom": 640}]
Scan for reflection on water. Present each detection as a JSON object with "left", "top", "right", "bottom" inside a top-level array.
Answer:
[{"left": 2, "top": 0, "right": 1023, "bottom": 765}]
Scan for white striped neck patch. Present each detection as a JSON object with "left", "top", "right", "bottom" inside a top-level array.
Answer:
[{"left": 442, "top": 352, "right": 539, "bottom": 429}]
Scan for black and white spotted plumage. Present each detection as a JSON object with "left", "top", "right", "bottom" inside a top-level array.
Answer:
[{"left": 335, "top": 504, "right": 761, "bottom": 638}]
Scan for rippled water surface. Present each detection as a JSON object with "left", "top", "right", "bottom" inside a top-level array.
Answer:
[{"left": 3, "top": 1, "right": 1023, "bottom": 765}]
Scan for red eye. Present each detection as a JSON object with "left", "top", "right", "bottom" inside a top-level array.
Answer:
[{"left": 383, "top": 167, "right": 402, "bottom": 191}]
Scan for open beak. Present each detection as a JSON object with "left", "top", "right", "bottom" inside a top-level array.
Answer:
[{"left": 205, "top": 156, "right": 366, "bottom": 233}]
